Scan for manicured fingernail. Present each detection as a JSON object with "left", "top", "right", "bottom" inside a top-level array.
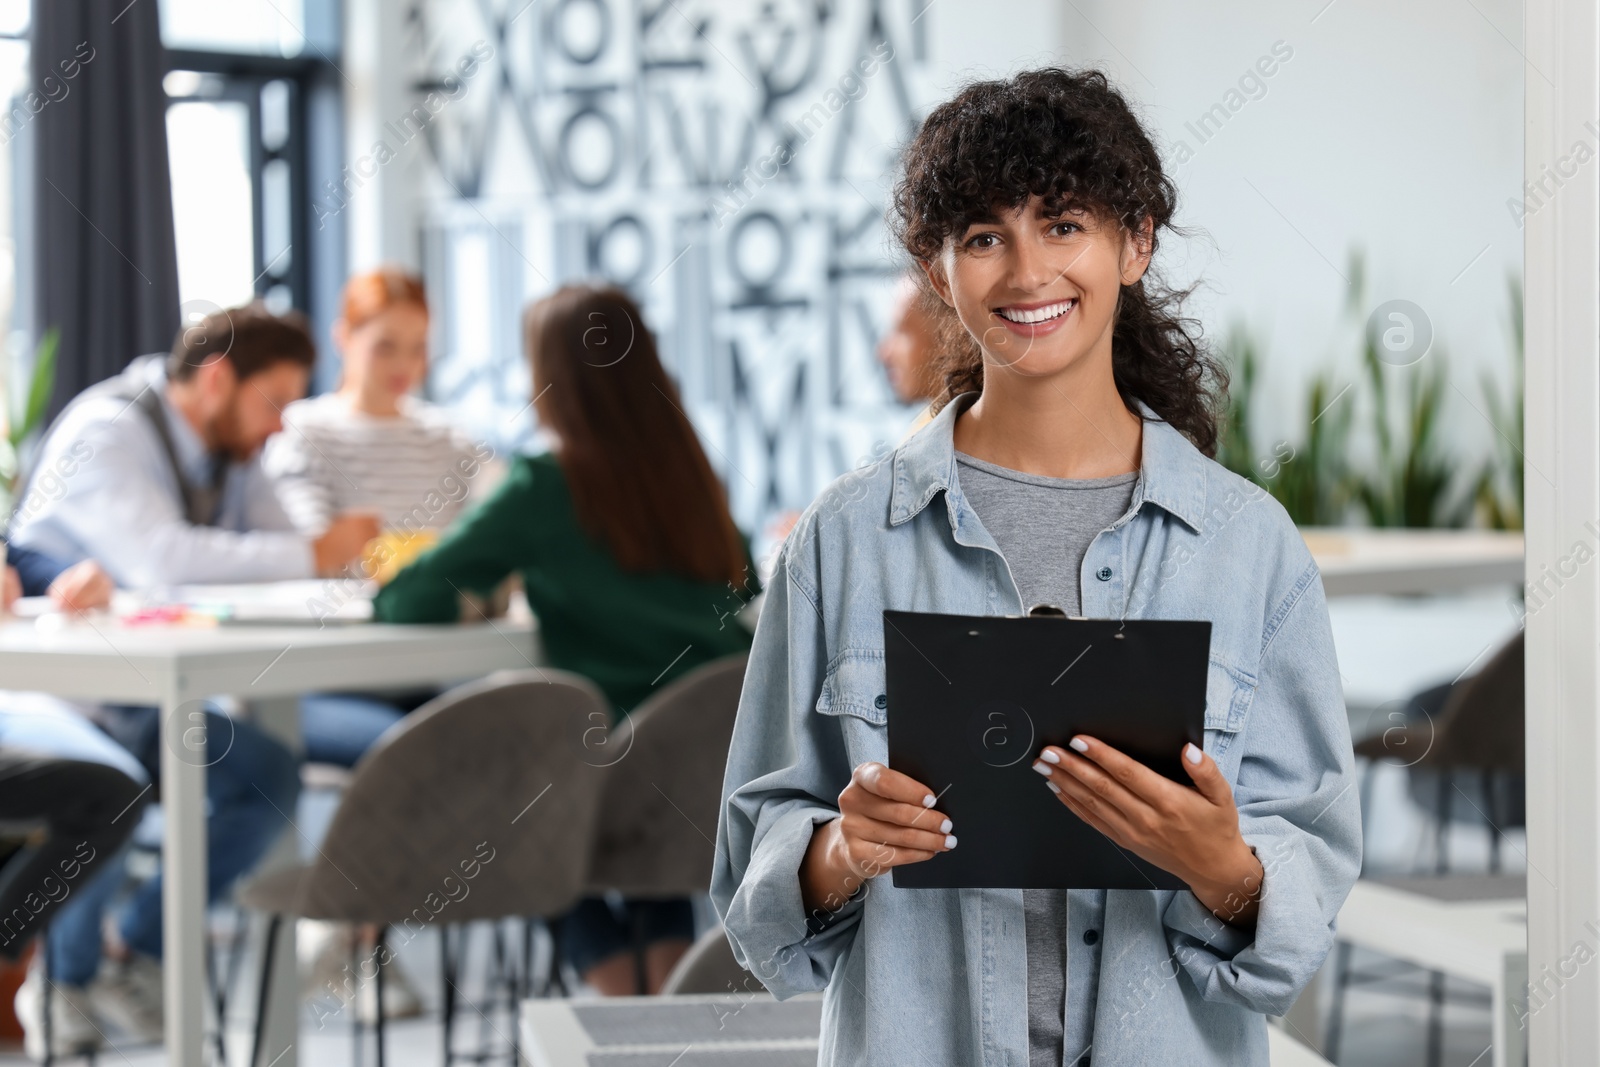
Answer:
[
  {"left": 922, "top": 793, "right": 936, "bottom": 808},
  {"left": 939, "top": 818, "right": 952, "bottom": 833},
  {"left": 1069, "top": 737, "right": 1089, "bottom": 753},
  {"left": 1032, "top": 760, "right": 1052, "bottom": 776},
  {"left": 1046, "top": 781, "right": 1061, "bottom": 794},
  {"left": 1185, "top": 743, "right": 1203, "bottom": 765},
  {"left": 944, "top": 834, "right": 957, "bottom": 849},
  {"left": 1040, "top": 749, "right": 1060, "bottom": 764}
]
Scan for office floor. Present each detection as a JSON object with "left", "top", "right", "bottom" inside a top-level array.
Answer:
[
  {"left": 0, "top": 589, "right": 1526, "bottom": 1066},
  {"left": 0, "top": 926, "right": 1507, "bottom": 1067},
  {"left": 0, "top": 929, "right": 1509, "bottom": 1067}
]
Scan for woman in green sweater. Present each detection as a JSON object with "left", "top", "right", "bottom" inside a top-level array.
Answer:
[{"left": 374, "top": 284, "right": 760, "bottom": 993}]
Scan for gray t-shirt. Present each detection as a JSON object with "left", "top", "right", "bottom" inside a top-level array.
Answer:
[{"left": 955, "top": 451, "right": 1139, "bottom": 1067}]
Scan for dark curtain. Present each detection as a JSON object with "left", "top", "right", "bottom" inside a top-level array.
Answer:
[{"left": 33, "top": 0, "right": 180, "bottom": 419}]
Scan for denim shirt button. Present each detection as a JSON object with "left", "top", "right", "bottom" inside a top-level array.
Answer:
[
  {"left": 1095, "top": 566, "right": 1113, "bottom": 581},
  {"left": 874, "top": 694, "right": 888, "bottom": 709},
  {"left": 1083, "top": 929, "right": 1099, "bottom": 946}
]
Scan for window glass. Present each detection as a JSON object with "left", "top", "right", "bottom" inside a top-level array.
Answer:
[
  {"left": 0, "top": 1, "right": 26, "bottom": 39},
  {"left": 166, "top": 99, "right": 256, "bottom": 309},
  {"left": 0, "top": 35, "right": 29, "bottom": 360},
  {"left": 160, "top": 0, "right": 310, "bottom": 57}
]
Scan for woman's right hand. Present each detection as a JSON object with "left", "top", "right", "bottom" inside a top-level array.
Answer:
[{"left": 800, "top": 761, "right": 955, "bottom": 912}]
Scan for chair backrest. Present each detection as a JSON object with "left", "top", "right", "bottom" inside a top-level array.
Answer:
[
  {"left": 659, "top": 923, "right": 765, "bottom": 996},
  {"left": 586, "top": 653, "right": 748, "bottom": 896},
  {"left": 1424, "top": 631, "right": 1524, "bottom": 772},
  {"left": 297, "top": 668, "right": 614, "bottom": 926}
]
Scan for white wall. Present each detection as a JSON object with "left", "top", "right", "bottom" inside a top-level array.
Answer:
[{"left": 1054, "top": 0, "right": 1524, "bottom": 459}]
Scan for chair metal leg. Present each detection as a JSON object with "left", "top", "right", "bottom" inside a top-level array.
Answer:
[
  {"left": 40, "top": 925, "right": 54, "bottom": 1067},
  {"left": 522, "top": 918, "right": 535, "bottom": 1000},
  {"left": 1434, "top": 772, "right": 1452, "bottom": 875},
  {"left": 630, "top": 905, "right": 648, "bottom": 995},
  {"left": 375, "top": 927, "right": 387, "bottom": 1067},
  {"left": 250, "top": 914, "right": 282, "bottom": 1067},
  {"left": 500, "top": 924, "right": 519, "bottom": 1066},
  {"left": 222, "top": 904, "right": 250, "bottom": 1018},
  {"left": 541, "top": 917, "right": 570, "bottom": 998},
  {"left": 1323, "top": 940, "right": 1354, "bottom": 1063},
  {"left": 1427, "top": 771, "right": 1452, "bottom": 1067},
  {"left": 1484, "top": 769, "right": 1502, "bottom": 873},
  {"left": 209, "top": 925, "right": 228, "bottom": 1067},
  {"left": 352, "top": 937, "right": 363, "bottom": 1067},
  {"left": 1427, "top": 969, "right": 1445, "bottom": 1067},
  {"left": 441, "top": 925, "right": 456, "bottom": 1067}
]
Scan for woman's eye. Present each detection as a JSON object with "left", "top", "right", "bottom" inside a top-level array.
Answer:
[
  {"left": 966, "top": 232, "right": 999, "bottom": 249},
  {"left": 1052, "top": 222, "right": 1081, "bottom": 237}
]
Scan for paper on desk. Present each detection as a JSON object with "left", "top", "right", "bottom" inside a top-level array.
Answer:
[
  {"left": 6, "top": 596, "right": 53, "bottom": 618},
  {"left": 141, "top": 580, "right": 377, "bottom": 624}
]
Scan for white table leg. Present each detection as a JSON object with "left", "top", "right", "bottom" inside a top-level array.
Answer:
[
  {"left": 1494, "top": 951, "right": 1529, "bottom": 1067},
  {"left": 251, "top": 697, "right": 302, "bottom": 1067},
  {"left": 161, "top": 689, "right": 209, "bottom": 1067}
]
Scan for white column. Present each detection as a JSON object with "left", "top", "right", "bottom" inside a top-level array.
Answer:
[
  {"left": 342, "top": 0, "right": 420, "bottom": 269},
  {"left": 1525, "top": 0, "right": 1600, "bottom": 1062}
]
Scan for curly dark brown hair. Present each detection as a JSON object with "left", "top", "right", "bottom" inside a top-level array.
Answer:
[{"left": 891, "top": 67, "right": 1228, "bottom": 456}]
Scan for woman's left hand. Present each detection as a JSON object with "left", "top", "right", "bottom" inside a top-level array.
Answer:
[{"left": 1033, "top": 736, "right": 1264, "bottom": 928}]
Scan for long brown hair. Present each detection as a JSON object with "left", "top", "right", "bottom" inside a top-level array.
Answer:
[{"left": 525, "top": 285, "right": 749, "bottom": 588}]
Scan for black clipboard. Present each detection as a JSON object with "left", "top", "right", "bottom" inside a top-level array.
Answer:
[{"left": 884, "top": 608, "right": 1210, "bottom": 890}]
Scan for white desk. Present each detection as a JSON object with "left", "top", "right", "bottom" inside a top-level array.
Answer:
[
  {"left": 0, "top": 616, "right": 537, "bottom": 1067},
  {"left": 1302, "top": 527, "right": 1524, "bottom": 597}
]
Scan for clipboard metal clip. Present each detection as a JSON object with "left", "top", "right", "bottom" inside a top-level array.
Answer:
[{"left": 1028, "top": 602, "right": 1127, "bottom": 639}]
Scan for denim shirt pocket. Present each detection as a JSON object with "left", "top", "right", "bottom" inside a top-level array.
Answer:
[
  {"left": 816, "top": 648, "right": 890, "bottom": 766},
  {"left": 1204, "top": 656, "right": 1257, "bottom": 758}
]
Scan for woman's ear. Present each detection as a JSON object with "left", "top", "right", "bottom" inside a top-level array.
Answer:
[
  {"left": 1120, "top": 217, "right": 1155, "bottom": 286},
  {"left": 920, "top": 256, "right": 956, "bottom": 308}
]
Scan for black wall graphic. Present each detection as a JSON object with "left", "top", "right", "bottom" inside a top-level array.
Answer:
[{"left": 407, "top": 0, "right": 931, "bottom": 533}]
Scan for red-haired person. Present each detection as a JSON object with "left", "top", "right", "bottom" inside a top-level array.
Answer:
[
  {"left": 374, "top": 285, "right": 761, "bottom": 994},
  {"left": 264, "top": 267, "right": 491, "bottom": 540}
]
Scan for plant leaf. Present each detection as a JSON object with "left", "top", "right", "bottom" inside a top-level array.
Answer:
[{"left": 20, "top": 328, "right": 59, "bottom": 443}]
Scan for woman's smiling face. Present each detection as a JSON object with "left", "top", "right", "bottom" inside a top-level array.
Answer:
[{"left": 926, "top": 195, "right": 1152, "bottom": 384}]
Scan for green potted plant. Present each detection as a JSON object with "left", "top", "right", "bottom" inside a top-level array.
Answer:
[{"left": 0, "top": 328, "right": 60, "bottom": 518}]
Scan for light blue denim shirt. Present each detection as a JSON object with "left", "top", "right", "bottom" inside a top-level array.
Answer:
[{"left": 711, "top": 393, "right": 1362, "bottom": 1066}]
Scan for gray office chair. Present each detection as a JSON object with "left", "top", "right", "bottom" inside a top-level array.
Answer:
[
  {"left": 238, "top": 668, "right": 614, "bottom": 1067},
  {"left": 1332, "top": 632, "right": 1525, "bottom": 1067},
  {"left": 584, "top": 653, "right": 748, "bottom": 991},
  {"left": 658, "top": 923, "right": 765, "bottom": 997},
  {"left": 586, "top": 653, "right": 748, "bottom": 896}
]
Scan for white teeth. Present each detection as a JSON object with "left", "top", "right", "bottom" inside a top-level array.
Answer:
[{"left": 998, "top": 299, "right": 1076, "bottom": 324}]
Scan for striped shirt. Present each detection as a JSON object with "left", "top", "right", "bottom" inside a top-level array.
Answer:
[{"left": 263, "top": 393, "right": 491, "bottom": 535}]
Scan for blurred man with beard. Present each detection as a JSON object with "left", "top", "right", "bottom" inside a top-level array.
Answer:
[{"left": 6, "top": 304, "right": 376, "bottom": 1056}]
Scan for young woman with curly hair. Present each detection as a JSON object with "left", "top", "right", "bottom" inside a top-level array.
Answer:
[{"left": 713, "top": 68, "right": 1359, "bottom": 1065}]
